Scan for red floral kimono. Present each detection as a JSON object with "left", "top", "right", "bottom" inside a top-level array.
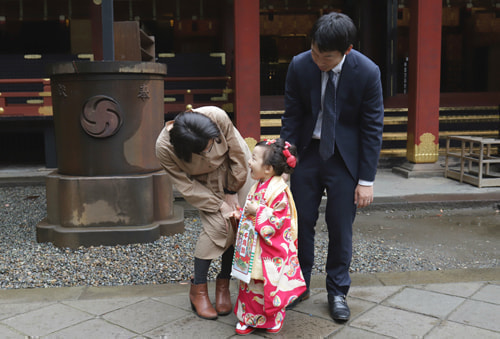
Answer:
[{"left": 234, "top": 176, "right": 307, "bottom": 329}]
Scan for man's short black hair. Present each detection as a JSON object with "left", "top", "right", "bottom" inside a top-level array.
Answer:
[{"left": 310, "top": 12, "right": 357, "bottom": 54}]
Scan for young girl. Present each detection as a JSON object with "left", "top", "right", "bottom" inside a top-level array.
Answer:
[{"left": 232, "top": 138, "right": 307, "bottom": 335}]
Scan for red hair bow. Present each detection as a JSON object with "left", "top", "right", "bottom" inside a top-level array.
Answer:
[{"left": 282, "top": 148, "right": 296, "bottom": 168}]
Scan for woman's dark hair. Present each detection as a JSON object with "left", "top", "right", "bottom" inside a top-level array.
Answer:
[
  {"left": 310, "top": 12, "right": 357, "bottom": 54},
  {"left": 256, "top": 138, "right": 298, "bottom": 176},
  {"left": 169, "top": 111, "right": 220, "bottom": 162}
]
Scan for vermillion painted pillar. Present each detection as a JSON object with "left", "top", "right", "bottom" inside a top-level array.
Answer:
[
  {"left": 233, "top": 0, "right": 260, "bottom": 148},
  {"left": 406, "top": 0, "right": 441, "bottom": 163}
]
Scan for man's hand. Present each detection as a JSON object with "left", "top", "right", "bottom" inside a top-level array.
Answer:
[{"left": 354, "top": 184, "right": 373, "bottom": 208}]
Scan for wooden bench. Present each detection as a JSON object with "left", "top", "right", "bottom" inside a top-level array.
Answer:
[{"left": 445, "top": 135, "right": 500, "bottom": 187}]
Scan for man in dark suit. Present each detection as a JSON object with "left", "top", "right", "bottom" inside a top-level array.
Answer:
[{"left": 280, "top": 12, "right": 384, "bottom": 322}]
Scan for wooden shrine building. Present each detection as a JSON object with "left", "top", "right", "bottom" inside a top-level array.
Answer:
[{"left": 0, "top": 0, "right": 498, "bottom": 168}]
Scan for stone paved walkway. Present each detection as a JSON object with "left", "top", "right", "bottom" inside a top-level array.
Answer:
[{"left": 0, "top": 268, "right": 498, "bottom": 338}]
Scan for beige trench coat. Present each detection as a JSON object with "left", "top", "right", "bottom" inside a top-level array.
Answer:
[{"left": 155, "top": 106, "right": 253, "bottom": 259}]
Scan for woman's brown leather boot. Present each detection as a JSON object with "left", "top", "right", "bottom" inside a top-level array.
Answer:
[
  {"left": 215, "top": 278, "right": 232, "bottom": 315},
  {"left": 190, "top": 281, "right": 218, "bottom": 320}
]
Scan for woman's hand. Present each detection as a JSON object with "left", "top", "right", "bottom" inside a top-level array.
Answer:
[{"left": 232, "top": 209, "right": 242, "bottom": 220}]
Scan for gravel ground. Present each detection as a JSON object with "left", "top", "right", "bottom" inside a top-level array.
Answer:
[{"left": 0, "top": 185, "right": 497, "bottom": 289}]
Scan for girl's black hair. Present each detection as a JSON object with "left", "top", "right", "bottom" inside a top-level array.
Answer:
[
  {"left": 310, "top": 12, "right": 357, "bottom": 54},
  {"left": 169, "top": 111, "right": 220, "bottom": 162},
  {"left": 255, "top": 138, "right": 298, "bottom": 176}
]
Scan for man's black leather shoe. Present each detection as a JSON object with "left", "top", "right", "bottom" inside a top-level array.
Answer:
[
  {"left": 328, "top": 295, "right": 350, "bottom": 321},
  {"left": 286, "top": 288, "right": 310, "bottom": 310}
]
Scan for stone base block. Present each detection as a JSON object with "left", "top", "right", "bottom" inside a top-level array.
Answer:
[
  {"left": 37, "top": 170, "right": 184, "bottom": 248},
  {"left": 37, "top": 204, "right": 184, "bottom": 248},
  {"left": 392, "top": 161, "right": 445, "bottom": 178}
]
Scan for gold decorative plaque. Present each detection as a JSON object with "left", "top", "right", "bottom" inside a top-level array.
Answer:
[
  {"left": 245, "top": 137, "right": 258, "bottom": 151},
  {"left": 407, "top": 132, "right": 439, "bottom": 163}
]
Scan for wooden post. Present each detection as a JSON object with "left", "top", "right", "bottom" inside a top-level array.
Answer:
[
  {"left": 406, "top": 0, "right": 442, "bottom": 163},
  {"left": 90, "top": 0, "right": 103, "bottom": 61},
  {"left": 101, "top": 0, "right": 115, "bottom": 61},
  {"left": 233, "top": 0, "right": 260, "bottom": 148}
]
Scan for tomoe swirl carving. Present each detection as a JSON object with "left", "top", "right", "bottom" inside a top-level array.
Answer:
[{"left": 81, "top": 95, "right": 123, "bottom": 138}]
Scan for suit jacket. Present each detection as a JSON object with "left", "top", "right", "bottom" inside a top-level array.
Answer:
[{"left": 280, "top": 49, "right": 384, "bottom": 182}]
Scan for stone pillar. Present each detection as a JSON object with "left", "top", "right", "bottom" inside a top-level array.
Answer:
[{"left": 37, "top": 61, "right": 184, "bottom": 248}]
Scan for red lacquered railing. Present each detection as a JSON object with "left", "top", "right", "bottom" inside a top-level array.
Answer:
[{"left": 0, "top": 76, "right": 233, "bottom": 118}]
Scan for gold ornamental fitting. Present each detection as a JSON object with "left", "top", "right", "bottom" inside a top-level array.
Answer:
[{"left": 186, "top": 104, "right": 193, "bottom": 111}]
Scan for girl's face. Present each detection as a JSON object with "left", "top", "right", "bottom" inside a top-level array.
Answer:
[{"left": 248, "top": 146, "right": 273, "bottom": 181}]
